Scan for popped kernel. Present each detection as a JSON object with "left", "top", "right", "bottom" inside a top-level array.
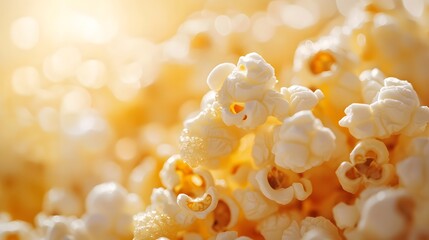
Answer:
[
  {"left": 212, "top": 52, "right": 280, "bottom": 129},
  {"left": 150, "top": 188, "right": 195, "bottom": 227},
  {"left": 336, "top": 138, "right": 394, "bottom": 194},
  {"left": 280, "top": 86, "right": 324, "bottom": 116},
  {"left": 207, "top": 192, "right": 239, "bottom": 233},
  {"left": 256, "top": 213, "right": 292, "bottom": 240},
  {"left": 233, "top": 188, "right": 278, "bottom": 221},
  {"left": 340, "top": 76, "right": 429, "bottom": 139},
  {"left": 179, "top": 103, "right": 243, "bottom": 168},
  {"left": 272, "top": 111, "right": 336, "bottom": 173},
  {"left": 133, "top": 208, "right": 180, "bottom": 240},
  {"left": 177, "top": 187, "right": 219, "bottom": 219},
  {"left": 292, "top": 36, "right": 362, "bottom": 111},
  {"left": 356, "top": 189, "right": 416, "bottom": 239},
  {"left": 255, "top": 166, "right": 312, "bottom": 204},
  {"left": 282, "top": 216, "right": 340, "bottom": 240},
  {"left": 397, "top": 137, "right": 429, "bottom": 198},
  {"left": 159, "top": 154, "right": 214, "bottom": 197}
]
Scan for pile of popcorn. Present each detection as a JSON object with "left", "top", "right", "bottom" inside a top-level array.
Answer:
[{"left": 1, "top": 0, "right": 429, "bottom": 239}]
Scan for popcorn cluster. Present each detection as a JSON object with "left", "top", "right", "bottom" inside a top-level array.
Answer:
[{"left": 1, "top": 0, "right": 429, "bottom": 239}]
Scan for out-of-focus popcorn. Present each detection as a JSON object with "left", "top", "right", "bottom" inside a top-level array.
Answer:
[
  {"left": 83, "top": 182, "right": 143, "bottom": 239},
  {"left": 282, "top": 216, "right": 340, "bottom": 240},
  {"left": 292, "top": 35, "right": 362, "bottom": 113},
  {"left": 43, "top": 188, "right": 83, "bottom": 216},
  {"left": 397, "top": 137, "right": 429, "bottom": 198},
  {"left": 340, "top": 76, "right": 429, "bottom": 139}
]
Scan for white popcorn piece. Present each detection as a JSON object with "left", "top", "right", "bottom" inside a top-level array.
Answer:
[
  {"left": 252, "top": 125, "right": 275, "bottom": 167},
  {"left": 261, "top": 90, "right": 290, "bottom": 121},
  {"left": 272, "top": 111, "right": 336, "bottom": 173},
  {"left": 233, "top": 188, "right": 278, "bottom": 221},
  {"left": 257, "top": 213, "right": 292, "bottom": 240},
  {"left": 177, "top": 187, "right": 219, "bottom": 219},
  {"left": 83, "top": 182, "right": 142, "bottom": 239},
  {"left": 359, "top": 68, "right": 385, "bottom": 103},
  {"left": 212, "top": 52, "right": 279, "bottom": 129},
  {"left": 336, "top": 139, "right": 395, "bottom": 193},
  {"left": 150, "top": 188, "right": 195, "bottom": 226},
  {"left": 397, "top": 137, "right": 429, "bottom": 198},
  {"left": 0, "top": 220, "right": 38, "bottom": 240},
  {"left": 254, "top": 166, "right": 312, "bottom": 205},
  {"left": 282, "top": 217, "right": 340, "bottom": 240},
  {"left": 280, "top": 86, "right": 324, "bottom": 116},
  {"left": 180, "top": 103, "right": 242, "bottom": 167},
  {"left": 357, "top": 189, "right": 415, "bottom": 240},
  {"left": 340, "top": 77, "right": 429, "bottom": 139},
  {"left": 43, "top": 187, "right": 82, "bottom": 216},
  {"left": 332, "top": 202, "right": 360, "bottom": 229},
  {"left": 35, "top": 214, "right": 90, "bottom": 240},
  {"left": 207, "top": 63, "right": 236, "bottom": 91}
]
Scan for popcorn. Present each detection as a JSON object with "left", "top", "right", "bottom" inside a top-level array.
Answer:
[
  {"left": 43, "top": 187, "right": 82, "bottom": 216},
  {"left": 354, "top": 189, "right": 416, "bottom": 240},
  {"left": 4, "top": 2, "right": 429, "bottom": 239},
  {"left": 292, "top": 36, "right": 362, "bottom": 111},
  {"left": 254, "top": 165, "right": 312, "bottom": 204},
  {"left": 201, "top": 191, "right": 239, "bottom": 233},
  {"left": 336, "top": 138, "right": 395, "bottom": 193},
  {"left": 209, "top": 52, "right": 286, "bottom": 129},
  {"left": 340, "top": 77, "right": 429, "bottom": 139},
  {"left": 257, "top": 213, "right": 292, "bottom": 240},
  {"left": 133, "top": 208, "right": 180, "bottom": 240},
  {"left": 280, "top": 86, "right": 324, "bottom": 116},
  {"left": 159, "top": 154, "right": 215, "bottom": 197},
  {"left": 233, "top": 188, "right": 278, "bottom": 221},
  {"left": 83, "top": 182, "right": 142, "bottom": 239},
  {"left": 0, "top": 219, "right": 38, "bottom": 240},
  {"left": 35, "top": 214, "right": 90, "bottom": 240},
  {"left": 180, "top": 103, "right": 243, "bottom": 168},
  {"left": 282, "top": 216, "right": 340, "bottom": 240},
  {"left": 397, "top": 137, "right": 429, "bottom": 198},
  {"left": 150, "top": 187, "right": 195, "bottom": 226},
  {"left": 177, "top": 186, "right": 219, "bottom": 219},
  {"left": 272, "top": 111, "right": 336, "bottom": 173}
]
